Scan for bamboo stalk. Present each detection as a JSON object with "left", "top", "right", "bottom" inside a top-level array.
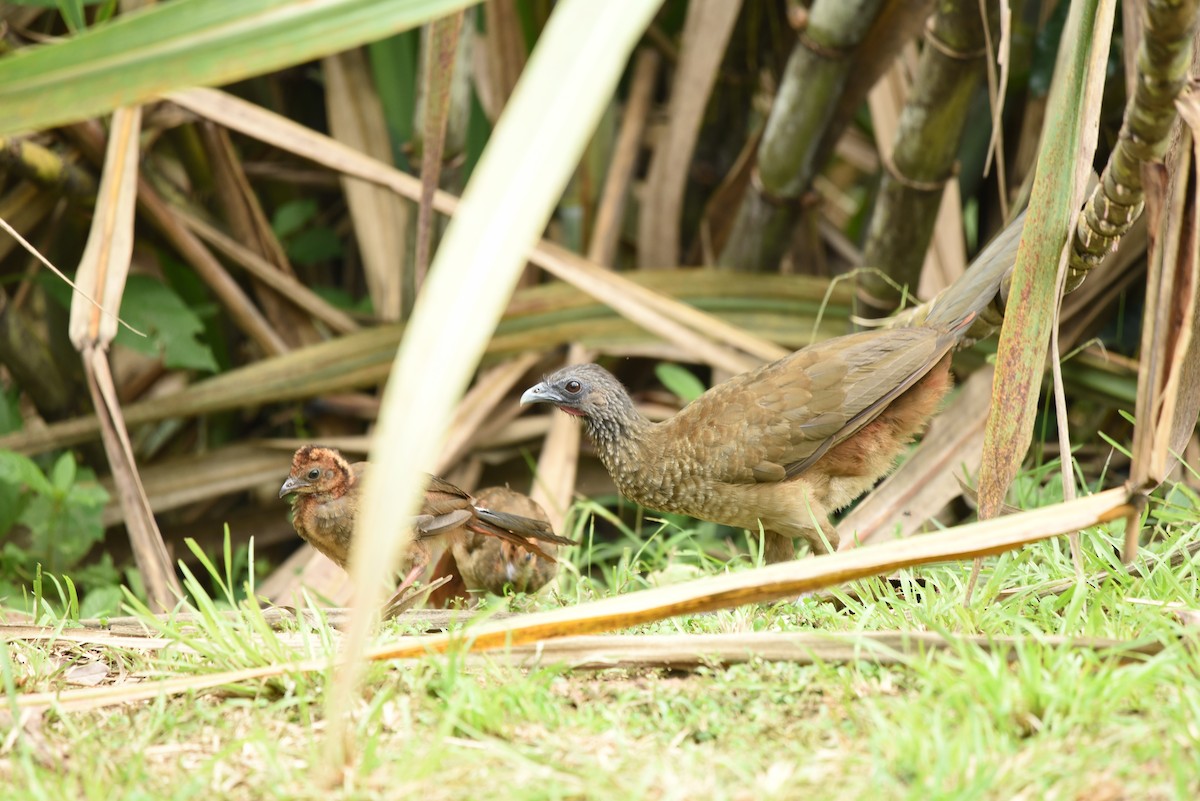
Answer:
[
  {"left": 857, "top": 0, "right": 992, "bottom": 317},
  {"left": 1068, "top": 0, "right": 1200, "bottom": 286},
  {"left": 717, "top": 0, "right": 932, "bottom": 272}
]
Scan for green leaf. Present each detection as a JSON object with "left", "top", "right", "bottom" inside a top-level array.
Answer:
[
  {"left": 655, "top": 362, "right": 707, "bottom": 404},
  {"left": 19, "top": 460, "right": 108, "bottom": 571},
  {"left": 0, "top": 450, "right": 54, "bottom": 496},
  {"left": 49, "top": 451, "right": 76, "bottom": 490},
  {"left": 113, "top": 274, "right": 219, "bottom": 372},
  {"left": 368, "top": 31, "right": 419, "bottom": 154},
  {"left": 159, "top": 253, "right": 230, "bottom": 372},
  {"left": 0, "top": 0, "right": 479, "bottom": 137},
  {"left": 56, "top": 0, "right": 88, "bottom": 33},
  {"left": 0, "top": 479, "right": 28, "bottom": 537},
  {"left": 78, "top": 584, "right": 123, "bottom": 618},
  {"left": 977, "top": 0, "right": 1115, "bottom": 518},
  {"left": 271, "top": 198, "right": 318, "bottom": 240},
  {"left": 0, "top": 386, "right": 22, "bottom": 436},
  {"left": 286, "top": 227, "right": 344, "bottom": 266}
]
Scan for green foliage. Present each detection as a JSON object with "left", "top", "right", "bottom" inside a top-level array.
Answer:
[
  {"left": 655, "top": 361, "right": 707, "bottom": 404},
  {"left": 40, "top": 271, "right": 218, "bottom": 373},
  {"left": 368, "top": 31, "right": 419, "bottom": 158},
  {"left": 14, "top": 1, "right": 115, "bottom": 33},
  {"left": 311, "top": 285, "right": 375, "bottom": 315},
  {"left": 270, "top": 198, "right": 344, "bottom": 266},
  {"left": 0, "top": 385, "right": 21, "bottom": 436},
  {"left": 158, "top": 252, "right": 230, "bottom": 372},
  {"left": 0, "top": 0, "right": 481, "bottom": 137},
  {"left": 112, "top": 274, "right": 220, "bottom": 372},
  {"left": 0, "top": 450, "right": 118, "bottom": 616}
]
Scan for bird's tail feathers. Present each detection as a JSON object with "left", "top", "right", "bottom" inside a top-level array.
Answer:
[
  {"left": 923, "top": 211, "right": 1025, "bottom": 333},
  {"left": 474, "top": 507, "right": 577, "bottom": 546}
]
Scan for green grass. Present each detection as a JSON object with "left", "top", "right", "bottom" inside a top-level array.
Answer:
[{"left": 3, "top": 485, "right": 1200, "bottom": 800}]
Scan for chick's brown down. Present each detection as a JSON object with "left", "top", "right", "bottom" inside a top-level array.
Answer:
[
  {"left": 437, "top": 487, "right": 559, "bottom": 602},
  {"left": 278, "top": 446, "right": 573, "bottom": 577}
]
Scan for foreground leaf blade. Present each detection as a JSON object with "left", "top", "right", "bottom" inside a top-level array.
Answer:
[{"left": 0, "top": 0, "right": 476, "bottom": 136}]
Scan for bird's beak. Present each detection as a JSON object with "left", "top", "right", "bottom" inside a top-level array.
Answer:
[
  {"left": 278, "top": 476, "right": 305, "bottom": 498},
  {"left": 520, "top": 382, "right": 556, "bottom": 406}
]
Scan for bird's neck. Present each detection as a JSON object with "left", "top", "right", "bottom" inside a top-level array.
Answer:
[{"left": 584, "top": 410, "right": 653, "bottom": 478}]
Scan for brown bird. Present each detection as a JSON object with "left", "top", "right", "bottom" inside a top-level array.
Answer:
[
  {"left": 521, "top": 217, "right": 1021, "bottom": 564},
  {"left": 447, "top": 486, "right": 560, "bottom": 597},
  {"left": 278, "top": 446, "right": 574, "bottom": 590}
]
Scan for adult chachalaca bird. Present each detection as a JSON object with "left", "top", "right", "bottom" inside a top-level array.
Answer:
[
  {"left": 279, "top": 446, "right": 574, "bottom": 590},
  {"left": 428, "top": 486, "right": 560, "bottom": 605},
  {"left": 521, "top": 217, "right": 1021, "bottom": 564}
]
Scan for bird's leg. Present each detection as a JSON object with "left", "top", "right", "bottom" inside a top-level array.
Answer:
[
  {"left": 763, "top": 520, "right": 839, "bottom": 564},
  {"left": 762, "top": 532, "right": 795, "bottom": 564},
  {"left": 379, "top": 559, "right": 431, "bottom": 618},
  {"left": 395, "top": 561, "right": 425, "bottom": 594},
  {"left": 813, "top": 520, "right": 839, "bottom": 553}
]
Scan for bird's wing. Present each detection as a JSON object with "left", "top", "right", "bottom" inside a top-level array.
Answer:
[
  {"left": 666, "top": 328, "right": 950, "bottom": 484},
  {"left": 471, "top": 509, "right": 576, "bottom": 547},
  {"left": 350, "top": 466, "right": 478, "bottom": 538},
  {"left": 422, "top": 474, "right": 475, "bottom": 517}
]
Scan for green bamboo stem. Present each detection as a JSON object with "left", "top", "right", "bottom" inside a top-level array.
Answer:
[
  {"left": 1068, "top": 0, "right": 1200, "bottom": 286},
  {"left": 717, "top": 0, "right": 887, "bottom": 272},
  {"left": 857, "top": 0, "right": 993, "bottom": 317},
  {"left": 0, "top": 136, "right": 96, "bottom": 199},
  {"left": 710, "top": 0, "right": 936, "bottom": 272},
  {"left": 0, "top": 287, "right": 79, "bottom": 422}
]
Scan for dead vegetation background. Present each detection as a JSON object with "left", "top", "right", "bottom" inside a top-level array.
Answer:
[{"left": 1, "top": 0, "right": 1200, "bottom": 795}]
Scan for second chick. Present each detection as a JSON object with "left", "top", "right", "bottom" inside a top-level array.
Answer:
[{"left": 449, "top": 486, "right": 559, "bottom": 597}]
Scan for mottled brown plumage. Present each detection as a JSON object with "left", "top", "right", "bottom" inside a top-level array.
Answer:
[
  {"left": 521, "top": 216, "right": 1021, "bottom": 563},
  {"left": 278, "top": 446, "right": 573, "bottom": 580},
  {"left": 450, "top": 487, "right": 559, "bottom": 597}
]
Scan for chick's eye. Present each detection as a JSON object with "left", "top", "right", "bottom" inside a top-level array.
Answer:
[
  {"left": 564, "top": 379, "right": 582, "bottom": 394},
  {"left": 307, "top": 468, "right": 320, "bottom": 480}
]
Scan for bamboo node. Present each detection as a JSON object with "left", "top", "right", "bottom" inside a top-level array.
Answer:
[
  {"left": 750, "top": 166, "right": 812, "bottom": 208},
  {"left": 880, "top": 152, "right": 948, "bottom": 193},
  {"left": 797, "top": 31, "right": 852, "bottom": 61},
  {"left": 923, "top": 17, "right": 989, "bottom": 61}
]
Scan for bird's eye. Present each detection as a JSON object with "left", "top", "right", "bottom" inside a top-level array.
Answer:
[
  {"left": 307, "top": 468, "right": 320, "bottom": 480},
  {"left": 564, "top": 379, "right": 582, "bottom": 394}
]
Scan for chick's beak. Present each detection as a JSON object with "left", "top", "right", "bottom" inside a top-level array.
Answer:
[{"left": 278, "top": 475, "right": 305, "bottom": 498}]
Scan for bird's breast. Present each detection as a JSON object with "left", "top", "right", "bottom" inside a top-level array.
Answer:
[{"left": 296, "top": 498, "right": 355, "bottom": 567}]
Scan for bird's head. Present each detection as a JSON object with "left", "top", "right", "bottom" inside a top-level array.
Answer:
[
  {"left": 500, "top": 540, "right": 539, "bottom": 585},
  {"left": 520, "top": 363, "right": 637, "bottom": 426},
  {"left": 279, "top": 445, "right": 353, "bottom": 500}
]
